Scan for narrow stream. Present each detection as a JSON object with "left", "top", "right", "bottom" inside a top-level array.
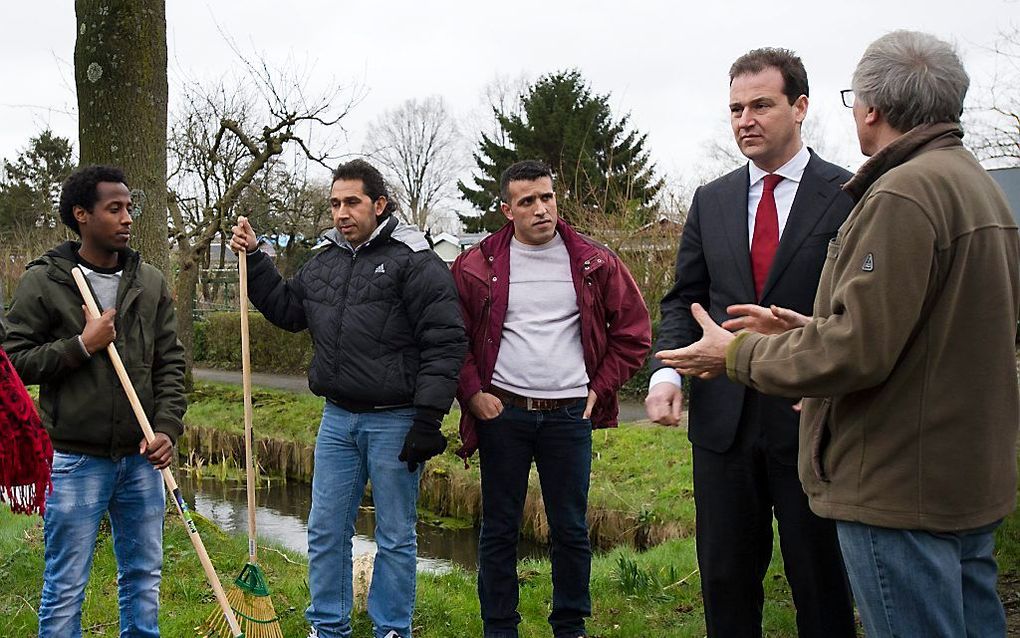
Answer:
[{"left": 177, "top": 473, "right": 546, "bottom": 573}]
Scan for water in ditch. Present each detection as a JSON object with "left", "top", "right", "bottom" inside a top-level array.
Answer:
[{"left": 177, "top": 472, "right": 546, "bottom": 573}]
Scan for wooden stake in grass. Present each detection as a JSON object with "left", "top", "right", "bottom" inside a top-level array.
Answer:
[
  {"left": 70, "top": 267, "right": 244, "bottom": 638},
  {"left": 202, "top": 249, "right": 283, "bottom": 638}
]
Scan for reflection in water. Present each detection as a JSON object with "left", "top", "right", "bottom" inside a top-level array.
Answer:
[{"left": 177, "top": 474, "right": 545, "bottom": 573}]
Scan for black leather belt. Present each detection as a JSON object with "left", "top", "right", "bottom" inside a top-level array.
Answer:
[{"left": 488, "top": 386, "right": 582, "bottom": 412}]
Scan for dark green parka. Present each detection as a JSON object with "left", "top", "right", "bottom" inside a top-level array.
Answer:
[{"left": 2, "top": 242, "right": 186, "bottom": 459}]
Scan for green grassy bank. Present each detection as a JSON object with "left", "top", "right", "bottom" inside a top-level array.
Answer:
[{"left": 182, "top": 382, "right": 695, "bottom": 549}]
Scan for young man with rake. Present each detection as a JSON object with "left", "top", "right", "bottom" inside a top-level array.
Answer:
[{"left": 3, "top": 164, "right": 187, "bottom": 637}]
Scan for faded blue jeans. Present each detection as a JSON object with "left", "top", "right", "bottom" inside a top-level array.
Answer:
[
  {"left": 837, "top": 520, "right": 1006, "bottom": 637},
  {"left": 305, "top": 401, "right": 421, "bottom": 638},
  {"left": 38, "top": 451, "right": 165, "bottom": 638}
]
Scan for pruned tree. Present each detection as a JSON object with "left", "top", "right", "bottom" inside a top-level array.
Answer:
[
  {"left": 258, "top": 167, "right": 332, "bottom": 277},
  {"left": 459, "top": 69, "right": 663, "bottom": 230},
  {"left": 364, "top": 96, "right": 464, "bottom": 233},
  {"left": 75, "top": 0, "right": 170, "bottom": 274},
  {"left": 168, "top": 59, "right": 354, "bottom": 378}
]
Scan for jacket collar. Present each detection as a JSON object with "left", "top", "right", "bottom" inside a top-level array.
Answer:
[
  {"left": 34, "top": 241, "right": 140, "bottom": 283},
  {"left": 478, "top": 219, "right": 601, "bottom": 266},
  {"left": 843, "top": 122, "right": 964, "bottom": 202}
]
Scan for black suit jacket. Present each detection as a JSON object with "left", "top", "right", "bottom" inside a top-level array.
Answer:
[{"left": 654, "top": 150, "right": 854, "bottom": 456}]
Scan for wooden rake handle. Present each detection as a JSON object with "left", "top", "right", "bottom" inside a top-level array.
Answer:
[
  {"left": 238, "top": 250, "right": 257, "bottom": 562},
  {"left": 71, "top": 267, "right": 244, "bottom": 638}
]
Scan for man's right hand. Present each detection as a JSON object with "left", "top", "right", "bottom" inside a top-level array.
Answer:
[
  {"left": 467, "top": 391, "right": 504, "bottom": 421},
  {"left": 81, "top": 305, "right": 116, "bottom": 354},
  {"left": 645, "top": 381, "right": 683, "bottom": 427},
  {"left": 230, "top": 216, "right": 258, "bottom": 255}
]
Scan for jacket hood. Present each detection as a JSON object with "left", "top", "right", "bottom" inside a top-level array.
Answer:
[
  {"left": 321, "top": 216, "right": 430, "bottom": 253},
  {"left": 29, "top": 241, "right": 140, "bottom": 276}
]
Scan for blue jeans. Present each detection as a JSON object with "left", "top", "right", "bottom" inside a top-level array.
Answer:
[
  {"left": 38, "top": 452, "right": 165, "bottom": 638},
  {"left": 476, "top": 400, "right": 593, "bottom": 638},
  {"left": 306, "top": 402, "right": 421, "bottom": 638},
  {"left": 836, "top": 520, "right": 1006, "bottom": 637}
]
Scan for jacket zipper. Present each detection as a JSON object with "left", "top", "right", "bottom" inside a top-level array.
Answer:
[{"left": 334, "top": 248, "right": 358, "bottom": 387}]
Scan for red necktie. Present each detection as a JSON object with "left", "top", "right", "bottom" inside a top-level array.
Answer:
[{"left": 750, "top": 174, "right": 783, "bottom": 301}]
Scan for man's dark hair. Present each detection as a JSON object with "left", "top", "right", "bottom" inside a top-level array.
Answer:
[
  {"left": 332, "top": 159, "right": 397, "bottom": 219},
  {"left": 500, "top": 160, "right": 554, "bottom": 203},
  {"left": 729, "top": 48, "right": 809, "bottom": 105},
  {"left": 58, "top": 165, "right": 128, "bottom": 235}
]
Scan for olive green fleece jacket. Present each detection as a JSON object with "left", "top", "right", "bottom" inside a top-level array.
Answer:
[
  {"left": 727, "top": 123, "right": 1020, "bottom": 532},
  {"left": 2, "top": 242, "right": 187, "bottom": 459}
]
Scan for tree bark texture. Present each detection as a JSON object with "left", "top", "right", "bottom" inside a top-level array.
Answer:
[{"left": 75, "top": 0, "right": 169, "bottom": 276}]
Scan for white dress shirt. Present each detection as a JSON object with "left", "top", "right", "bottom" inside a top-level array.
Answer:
[{"left": 650, "top": 145, "right": 810, "bottom": 391}]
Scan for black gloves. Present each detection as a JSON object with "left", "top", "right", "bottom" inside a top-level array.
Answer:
[{"left": 399, "top": 408, "right": 447, "bottom": 472}]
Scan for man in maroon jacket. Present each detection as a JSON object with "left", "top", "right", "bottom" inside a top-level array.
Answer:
[{"left": 452, "top": 160, "right": 651, "bottom": 638}]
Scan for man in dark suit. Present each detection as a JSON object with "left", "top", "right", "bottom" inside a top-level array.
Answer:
[{"left": 645, "top": 48, "right": 856, "bottom": 637}]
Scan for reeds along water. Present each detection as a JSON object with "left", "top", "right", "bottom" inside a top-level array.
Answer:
[{"left": 178, "top": 424, "right": 692, "bottom": 550}]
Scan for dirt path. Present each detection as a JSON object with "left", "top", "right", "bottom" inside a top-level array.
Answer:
[{"left": 193, "top": 366, "right": 660, "bottom": 424}]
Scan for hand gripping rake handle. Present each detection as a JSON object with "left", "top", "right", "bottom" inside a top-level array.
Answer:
[
  {"left": 238, "top": 250, "right": 257, "bottom": 563},
  {"left": 72, "top": 267, "right": 244, "bottom": 638}
]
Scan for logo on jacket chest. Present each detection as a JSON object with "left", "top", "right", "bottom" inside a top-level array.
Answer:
[{"left": 374, "top": 263, "right": 386, "bottom": 274}]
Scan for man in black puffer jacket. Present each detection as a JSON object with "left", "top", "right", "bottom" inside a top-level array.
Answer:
[{"left": 231, "top": 159, "right": 466, "bottom": 638}]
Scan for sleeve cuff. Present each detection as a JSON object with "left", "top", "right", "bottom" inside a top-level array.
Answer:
[
  {"left": 725, "top": 331, "right": 763, "bottom": 386},
  {"left": 152, "top": 420, "right": 183, "bottom": 446},
  {"left": 77, "top": 335, "right": 92, "bottom": 359},
  {"left": 649, "top": 367, "right": 683, "bottom": 391}
]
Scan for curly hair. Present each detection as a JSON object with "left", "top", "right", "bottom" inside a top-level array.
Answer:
[{"left": 58, "top": 165, "right": 128, "bottom": 235}]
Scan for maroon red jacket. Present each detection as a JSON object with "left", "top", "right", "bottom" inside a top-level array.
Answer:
[{"left": 451, "top": 220, "right": 651, "bottom": 458}]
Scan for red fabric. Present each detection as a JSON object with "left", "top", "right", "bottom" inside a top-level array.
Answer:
[
  {"left": 750, "top": 174, "right": 784, "bottom": 300},
  {"left": 0, "top": 346, "right": 52, "bottom": 515},
  {"left": 451, "top": 220, "right": 652, "bottom": 458}
]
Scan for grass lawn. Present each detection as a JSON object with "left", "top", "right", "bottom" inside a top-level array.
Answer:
[
  {"left": 0, "top": 503, "right": 808, "bottom": 637},
  {"left": 3, "top": 380, "right": 1018, "bottom": 636}
]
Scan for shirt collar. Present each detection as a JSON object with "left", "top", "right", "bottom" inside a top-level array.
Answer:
[{"left": 748, "top": 144, "right": 810, "bottom": 187}]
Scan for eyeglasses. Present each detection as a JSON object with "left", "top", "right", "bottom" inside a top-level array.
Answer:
[{"left": 840, "top": 89, "right": 855, "bottom": 109}]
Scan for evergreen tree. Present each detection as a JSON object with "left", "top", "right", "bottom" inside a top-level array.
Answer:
[
  {"left": 459, "top": 70, "right": 662, "bottom": 230},
  {"left": 0, "top": 130, "right": 75, "bottom": 234}
]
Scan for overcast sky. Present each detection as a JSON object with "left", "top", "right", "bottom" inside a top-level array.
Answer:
[{"left": 1, "top": 0, "right": 1016, "bottom": 192}]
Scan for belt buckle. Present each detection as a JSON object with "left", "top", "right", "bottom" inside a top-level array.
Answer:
[{"left": 526, "top": 396, "right": 535, "bottom": 410}]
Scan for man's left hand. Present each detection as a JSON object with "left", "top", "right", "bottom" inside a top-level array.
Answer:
[
  {"left": 399, "top": 422, "right": 447, "bottom": 472},
  {"left": 583, "top": 389, "right": 597, "bottom": 419},
  {"left": 140, "top": 433, "right": 174, "bottom": 470},
  {"left": 655, "top": 303, "right": 734, "bottom": 379}
]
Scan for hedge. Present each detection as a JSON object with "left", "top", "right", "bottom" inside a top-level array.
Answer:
[
  {"left": 195, "top": 311, "right": 658, "bottom": 398},
  {"left": 195, "top": 311, "right": 313, "bottom": 375}
]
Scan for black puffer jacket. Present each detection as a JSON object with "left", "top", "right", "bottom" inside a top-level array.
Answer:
[{"left": 246, "top": 216, "right": 466, "bottom": 416}]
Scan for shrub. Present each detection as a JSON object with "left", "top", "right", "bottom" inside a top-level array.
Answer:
[{"left": 197, "top": 311, "right": 313, "bottom": 374}]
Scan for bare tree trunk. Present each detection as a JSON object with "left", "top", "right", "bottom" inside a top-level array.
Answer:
[{"left": 74, "top": 0, "right": 169, "bottom": 276}]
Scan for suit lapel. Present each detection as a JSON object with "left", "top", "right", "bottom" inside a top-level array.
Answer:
[
  {"left": 760, "top": 153, "right": 837, "bottom": 300},
  {"left": 716, "top": 166, "right": 757, "bottom": 301}
]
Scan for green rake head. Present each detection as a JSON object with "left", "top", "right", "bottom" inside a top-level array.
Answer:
[{"left": 234, "top": 562, "right": 272, "bottom": 597}]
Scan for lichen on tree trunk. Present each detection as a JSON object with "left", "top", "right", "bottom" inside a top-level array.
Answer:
[{"left": 75, "top": 0, "right": 169, "bottom": 277}]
